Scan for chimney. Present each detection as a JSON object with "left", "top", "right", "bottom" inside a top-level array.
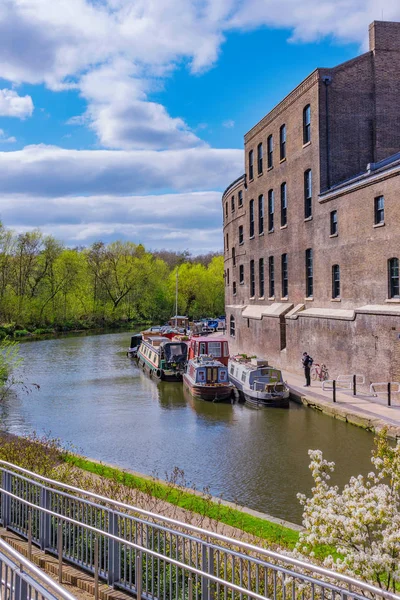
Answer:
[{"left": 369, "top": 20, "right": 400, "bottom": 52}]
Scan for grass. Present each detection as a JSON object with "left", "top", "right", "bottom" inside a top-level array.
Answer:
[{"left": 66, "top": 454, "right": 301, "bottom": 550}]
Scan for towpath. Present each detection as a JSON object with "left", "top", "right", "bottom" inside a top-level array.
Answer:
[{"left": 283, "top": 368, "right": 400, "bottom": 439}]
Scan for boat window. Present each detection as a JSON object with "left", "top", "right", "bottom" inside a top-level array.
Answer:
[
  {"left": 241, "top": 371, "right": 246, "bottom": 383},
  {"left": 230, "top": 365, "right": 235, "bottom": 374},
  {"left": 198, "top": 370, "right": 205, "bottom": 382},
  {"left": 195, "top": 342, "right": 199, "bottom": 354},
  {"left": 220, "top": 370, "right": 227, "bottom": 381},
  {"left": 164, "top": 343, "right": 187, "bottom": 363},
  {"left": 223, "top": 342, "right": 229, "bottom": 356},
  {"left": 200, "top": 343, "right": 207, "bottom": 355},
  {"left": 260, "top": 369, "right": 270, "bottom": 376},
  {"left": 208, "top": 342, "right": 221, "bottom": 357}
]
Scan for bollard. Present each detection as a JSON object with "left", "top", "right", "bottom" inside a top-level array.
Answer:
[
  {"left": 333, "top": 380, "right": 336, "bottom": 403},
  {"left": 353, "top": 374, "right": 357, "bottom": 396},
  {"left": 188, "top": 576, "right": 193, "bottom": 600},
  {"left": 58, "top": 521, "right": 63, "bottom": 584},
  {"left": 388, "top": 382, "right": 391, "bottom": 407},
  {"left": 94, "top": 536, "right": 99, "bottom": 600}
]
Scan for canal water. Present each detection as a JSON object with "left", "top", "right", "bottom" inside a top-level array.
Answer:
[{"left": 1, "top": 331, "right": 374, "bottom": 524}]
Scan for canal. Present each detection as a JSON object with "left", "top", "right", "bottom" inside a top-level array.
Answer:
[{"left": 2, "top": 331, "right": 374, "bottom": 524}]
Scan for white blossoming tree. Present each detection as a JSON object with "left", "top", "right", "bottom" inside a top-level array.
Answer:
[{"left": 297, "top": 432, "right": 400, "bottom": 592}]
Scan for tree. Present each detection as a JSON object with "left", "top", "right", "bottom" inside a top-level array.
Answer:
[{"left": 297, "top": 432, "right": 400, "bottom": 591}]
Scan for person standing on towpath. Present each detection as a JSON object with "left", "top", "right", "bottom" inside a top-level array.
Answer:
[{"left": 302, "top": 352, "right": 313, "bottom": 387}]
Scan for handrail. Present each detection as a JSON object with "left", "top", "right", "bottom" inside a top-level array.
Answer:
[
  {"left": 0, "top": 537, "right": 77, "bottom": 600},
  {"left": 1, "top": 460, "right": 399, "bottom": 600}
]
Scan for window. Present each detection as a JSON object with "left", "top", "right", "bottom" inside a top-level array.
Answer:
[
  {"left": 250, "top": 260, "right": 255, "bottom": 297},
  {"left": 249, "top": 150, "right": 254, "bottom": 180},
  {"left": 232, "top": 247, "right": 236, "bottom": 267},
  {"left": 225, "top": 202, "right": 228, "bottom": 219},
  {"left": 281, "top": 253, "right": 288, "bottom": 297},
  {"left": 238, "top": 225, "right": 244, "bottom": 245},
  {"left": 332, "top": 264, "right": 340, "bottom": 299},
  {"left": 249, "top": 199, "right": 254, "bottom": 237},
  {"left": 304, "top": 169, "right": 312, "bottom": 219},
  {"left": 268, "top": 189, "right": 274, "bottom": 232},
  {"left": 281, "top": 182, "right": 287, "bottom": 227},
  {"left": 231, "top": 195, "right": 235, "bottom": 212},
  {"left": 388, "top": 258, "right": 399, "bottom": 298},
  {"left": 330, "top": 210, "right": 338, "bottom": 235},
  {"left": 239, "top": 264, "right": 244, "bottom": 284},
  {"left": 267, "top": 135, "right": 273, "bottom": 169},
  {"left": 227, "top": 268, "right": 230, "bottom": 285},
  {"left": 269, "top": 256, "right": 275, "bottom": 298},
  {"left": 280, "top": 124, "right": 286, "bottom": 160},
  {"left": 230, "top": 315, "right": 235, "bottom": 337},
  {"left": 305, "top": 248, "right": 313, "bottom": 297},
  {"left": 375, "top": 196, "right": 384, "bottom": 224},
  {"left": 258, "top": 194, "right": 264, "bottom": 234},
  {"left": 209, "top": 341, "right": 222, "bottom": 357},
  {"left": 259, "top": 258, "right": 264, "bottom": 297},
  {"left": 226, "top": 233, "right": 229, "bottom": 252},
  {"left": 303, "top": 104, "right": 311, "bottom": 144},
  {"left": 233, "top": 281, "right": 237, "bottom": 296},
  {"left": 238, "top": 190, "right": 243, "bottom": 207},
  {"left": 257, "top": 143, "right": 263, "bottom": 175}
]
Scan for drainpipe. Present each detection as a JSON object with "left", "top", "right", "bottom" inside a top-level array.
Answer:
[{"left": 323, "top": 76, "right": 332, "bottom": 189}]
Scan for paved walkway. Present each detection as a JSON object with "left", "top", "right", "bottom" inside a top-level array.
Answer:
[{"left": 283, "top": 368, "right": 400, "bottom": 439}]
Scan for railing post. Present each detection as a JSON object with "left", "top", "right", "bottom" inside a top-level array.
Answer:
[
  {"left": 58, "top": 521, "right": 63, "bottom": 584},
  {"left": 28, "top": 510, "right": 32, "bottom": 561},
  {"left": 136, "top": 551, "right": 142, "bottom": 600},
  {"left": 388, "top": 382, "right": 391, "bottom": 407},
  {"left": 352, "top": 374, "right": 357, "bottom": 396},
  {"left": 201, "top": 542, "right": 214, "bottom": 600},
  {"left": 108, "top": 510, "right": 120, "bottom": 586},
  {"left": 39, "top": 487, "right": 51, "bottom": 551},
  {"left": 333, "top": 380, "right": 336, "bottom": 403},
  {"left": 1, "top": 471, "right": 11, "bottom": 528},
  {"left": 94, "top": 536, "right": 99, "bottom": 600}
]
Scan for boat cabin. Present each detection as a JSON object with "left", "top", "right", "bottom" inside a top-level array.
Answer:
[
  {"left": 188, "top": 337, "right": 230, "bottom": 366},
  {"left": 229, "top": 357, "right": 284, "bottom": 391},
  {"left": 168, "top": 315, "right": 189, "bottom": 328},
  {"left": 187, "top": 357, "right": 229, "bottom": 384}
]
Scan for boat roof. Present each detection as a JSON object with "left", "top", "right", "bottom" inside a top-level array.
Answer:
[
  {"left": 191, "top": 336, "right": 227, "bottom": 343},
  {"left": 189, "top": 357, "right": 226, "bottom": 367}
]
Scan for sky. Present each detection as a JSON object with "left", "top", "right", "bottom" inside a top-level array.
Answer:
[{"left": 0, "top": 0, "right": 399, "bottom": 254}]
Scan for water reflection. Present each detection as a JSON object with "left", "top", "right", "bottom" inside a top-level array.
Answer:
[{"left": 4, "top": 331, "right": 375, "bottom": 524}]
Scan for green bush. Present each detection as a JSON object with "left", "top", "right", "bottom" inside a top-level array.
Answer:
[{"left": 13, "top": 329, "right": 31, "bottom": 338}]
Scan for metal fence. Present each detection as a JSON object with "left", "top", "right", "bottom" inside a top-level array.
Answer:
[
  {"left": 0, "top": 460, "right": 399, "bottom": 600},
  {"left": 0, "top": 536, "right": 77, "bottom": 600}
]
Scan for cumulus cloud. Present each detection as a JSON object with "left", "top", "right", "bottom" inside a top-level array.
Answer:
[
  {"left": 0, "top": 144, "right": 243, "bottom": 196},
  {"left": 0, "top": 129, "right": 16, "bottom": 143},
  {"left": 0, "top": 88, "right": 33, "bottom": 118},
  {"left": 0, "top": 190, "right": 225, "bottom": 252},
  {"left": 2, "top": 0, "right": 397, "bottom": 151}
]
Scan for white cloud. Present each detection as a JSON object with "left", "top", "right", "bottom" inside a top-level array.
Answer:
[
  {"left": 223, "top": 120, "right": 235, "bottom": 129},
  {"left": 0, "top": 129, "right": 16, "bottom": 143},
  {"left": 0, "top": 190, "right": 226, "bottom": 252},
  {"left": 0, "top": 144, "right": 243, "bottom": 196},
  {"left": 0, "top": 88, "right": 33, "bottom": 118}
]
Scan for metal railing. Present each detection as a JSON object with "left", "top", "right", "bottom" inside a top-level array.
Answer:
[
  {"left": 0, "top": 460, "right": 399, "bottom": 600},
  {"left": 0, "top": 536, "right": 77, "bottom": 600}
]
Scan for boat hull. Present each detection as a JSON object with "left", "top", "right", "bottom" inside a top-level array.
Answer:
[
  {"left": 137, "top": 353, "right": 184, "bottom": 382},
  {"left": 243, "top": 391, "right": 290, "bottom": 408},
  {"left": 183, "top": 375, "right": 233, "bottom": 402}
]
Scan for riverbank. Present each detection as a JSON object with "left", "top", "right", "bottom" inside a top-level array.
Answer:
[
  {"left": 1, "top": 320, "right": 149, "bottom": 341},
  {"left": 0, "top": 431, "right": 301, "bottom": 552},
  {"left": 284, "top": 369, "right": 400, "bottom": 439}
]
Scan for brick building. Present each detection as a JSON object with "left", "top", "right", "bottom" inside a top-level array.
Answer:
[{"left": 223, "top": 21, "right": 400, "bottom": 383}]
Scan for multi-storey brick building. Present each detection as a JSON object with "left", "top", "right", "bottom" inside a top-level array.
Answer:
[{"left": 223, "top": 21, "right": 400, "bottom": 383}]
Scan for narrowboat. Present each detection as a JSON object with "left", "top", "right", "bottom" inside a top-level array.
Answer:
[
  {"left": 228, "top": 356, "right": 290, "bottom": 408},
  {"left": 137, "top": 336, "right": 188, "bottom": 381},
  {"left": 188, "top": 336, "right": 230, "bottom": 366},
  {"left": 183, "top": 356, "right": 234, "bottom": 401},
  {"left": 127, "top": 333, "right": 143, "bottom": 358}
]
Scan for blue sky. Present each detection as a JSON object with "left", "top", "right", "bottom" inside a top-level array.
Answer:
[{"left": 0, "top": 1, "right": 395, "bottom": 252}]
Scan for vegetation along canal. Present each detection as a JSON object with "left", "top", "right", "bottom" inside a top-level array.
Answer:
[{"left": 3, "top": 331, "right": 374, "bottom": 525}]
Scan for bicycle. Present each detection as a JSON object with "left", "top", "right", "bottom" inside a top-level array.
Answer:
[{"left": 311, "top": 363, "right": 329, "bottom": 381}]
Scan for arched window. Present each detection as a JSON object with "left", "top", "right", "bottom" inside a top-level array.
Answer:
[
  {"left": 388, "top": 258, "right": 399, "bottom": 298},
  {"left": 230, "top": 315, "right": 235, "bottom": 337},
  {"left": 303, "top": 104, "right": 311, "bottom": 144},
  {"left": 332, "top": 264, "right": 340, "bottom": 298}
]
